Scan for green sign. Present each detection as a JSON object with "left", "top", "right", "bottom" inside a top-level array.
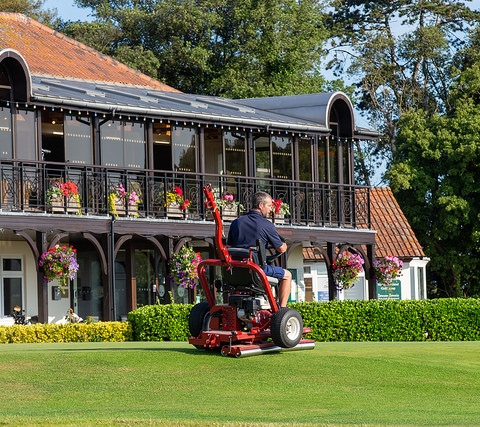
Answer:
[{"left": 377, "top": 279, "right": 401, "bottom": 300}]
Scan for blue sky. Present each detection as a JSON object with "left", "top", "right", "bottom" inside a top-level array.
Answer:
[
  {"left": 44, "top": 0, "right": 480, "bottom": 23},
  {"left": 43, "top": 0, "right": 93, "bottom": 21}
]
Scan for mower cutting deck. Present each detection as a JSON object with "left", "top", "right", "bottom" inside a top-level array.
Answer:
[{"left": 188, "top": 184, "right": 314, "bottom": 357}]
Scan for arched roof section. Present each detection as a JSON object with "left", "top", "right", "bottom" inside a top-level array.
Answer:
[
  {"left": 237, "top": 92, "right": 355, "bottom": 136},
  {"left": 0, "top": 48, "right": 31, "bottom": 102}
]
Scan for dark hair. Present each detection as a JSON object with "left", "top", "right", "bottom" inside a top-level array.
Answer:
[{"left": 252, "top": 191, "right": 271, "bottom": 208}]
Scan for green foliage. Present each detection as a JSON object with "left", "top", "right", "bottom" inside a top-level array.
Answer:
[
  {"left": 127, "top": 299, "right": 480, "bottom": 343},
  {"left": 128, "top": 304, "right": 191, "bottom": 341},
  {"left": 291, "top": 299, "right": 480, "bottom": 342},
  {"left": 61, "top": 0, "right": 331, "bottom": 97},
  {"left": 0, "top": 321, "right": 132, "bottom": 344},
  {"left": 327, "top": 0, "right": 480, "bottom": 185},
  {"left": 388, "top": 64, "right": 480, "bottom": 297},
  {"left": 0, "top": 0, "right": 58, "bottom": 24}
]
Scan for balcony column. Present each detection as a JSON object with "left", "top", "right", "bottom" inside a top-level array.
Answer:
[
  {"left": 36, "top": 231, "right": 48, "bottom": 323},
  {"left": 326, "top": 242, "right": 337, "bottom": 301},
  {"left": 367, "top": 243, "right": 376, "bottom": 300}
]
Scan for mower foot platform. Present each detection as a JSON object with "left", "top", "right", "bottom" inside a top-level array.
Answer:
[{"left": 220, "top": 339, "right": 315, "bottom": 358}]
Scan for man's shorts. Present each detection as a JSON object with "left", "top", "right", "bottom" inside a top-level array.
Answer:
[{"left": 263, "top": 264, "right": 285, "bottom": 281}]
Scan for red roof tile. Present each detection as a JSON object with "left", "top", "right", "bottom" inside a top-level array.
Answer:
[
  {"left": 0, "top": 13, "right": 179, "bottom": 92},
  {"left": 370, "top": 187, "right": 424, "bottom": 258},
  {"left": 303, "top": 187, "right": 425, "bottom": 261}
]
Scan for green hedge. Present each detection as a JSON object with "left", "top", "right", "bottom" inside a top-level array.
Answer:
[
  {"left": 3, "top": 299, "right": 480, "bottom": 344},
  {"left": 128, "top": 303, "right": 191, "bottom": 341},
  {"left": 291, "top": 299, "right": 480, "bottom": 341},
  {"left": 0, "top": 321, "right": 132, "bottom": 344},
  {"left": 128, "top": 298, "right": 480, "bottom": 342}
]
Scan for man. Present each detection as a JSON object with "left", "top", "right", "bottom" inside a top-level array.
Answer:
[{"left": 227, "top": 191, "right": 291, "bottom": 307}]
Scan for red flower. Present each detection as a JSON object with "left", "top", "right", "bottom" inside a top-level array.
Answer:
[{"left": 174, "top": 186, "right": 183, "bottom": 196}]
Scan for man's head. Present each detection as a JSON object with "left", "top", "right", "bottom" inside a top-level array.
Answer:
[{"left": 253, "top": 191, "right": 272, "bottom": 218}]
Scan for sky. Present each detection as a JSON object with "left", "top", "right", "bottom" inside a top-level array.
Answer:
[
  {"left": 44, "top": 0, "right": 480, "bottom": 22},
  {"left": 43, "top": 0, "right": 93, "bottom": 21}
]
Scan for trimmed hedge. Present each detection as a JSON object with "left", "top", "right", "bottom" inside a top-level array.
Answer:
[
  {"left": 128, "top": 303, "right": 191, "bottom": 341},
  {"left": 291, "top": 299, "right": 480, "bottom": 341},
  {"left": 2, "top": 299, "right": 480, "bottom": 344},
  {"left": 0, "top": 321, "right": 132, "bottom": 344},
  {"left": 128, "top": 298, "right": 480, "bottom": 342}
]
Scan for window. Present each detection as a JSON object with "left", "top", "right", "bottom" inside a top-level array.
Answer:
[
  {"left": 224, "top": 131, "right": 246, "bottom": 176},
  {"left": 0, "top": 107, "right": 12, "bottom": 159},
  {"left": 271, "top": 135, "right": 292, "bottom": 180},
  {"left": 100, "top": 120, "right": 146, "bottom": 168},
  {"left": 254, "top": 135, "right": 270, "bottom": 178},
  {"left": 153, "top": 122, "right": 172, "bottom": 171},
  {"left": 1, "top": 257, "right": 23, "bottom": 317},
  {"left": 15, "top": 109, "right": 36, "bottom": 160},
  {"left": 298, "top": 138, "right": 312, "bottom": 181},
  {"left": 172, "top": 126, "right": 196, "bottom": 172},
  {"left": 65, "top": 116, "right": 92, "bottom": 165}
]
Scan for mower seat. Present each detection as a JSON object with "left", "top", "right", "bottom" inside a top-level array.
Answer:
[{"left": 221, "top": 247, "right": 279, "bottom": 290}]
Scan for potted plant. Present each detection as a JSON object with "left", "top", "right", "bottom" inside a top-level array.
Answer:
[
  {"left": 271, "top": 198, "right": 290, "bottom": 223},
  {"left": 46, "top": 181, "right": 81, "bottom": 215},
  {"left": 38, "top": 244, "right": 79, "bottom": 294},
  {"left": 373, "top": 255, "right": 403, "bottom": 286},
  {"left": 109, "top": 183, "right": 140, "bottom": 218},
  {"left": 168, "top": 245, "right": 202, "bottom": 290},
  {"left": 215, "top": 192, "right": 244, "bottom": 220},
  {"left": 165, "top": 186, "right": 190, "bottom": 218},
  {"left": 331, "top": 251, "right": 364, "bottom": 290}
]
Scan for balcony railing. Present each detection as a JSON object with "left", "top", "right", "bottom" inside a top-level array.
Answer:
[{"left": 0, "top": 160, "right": 371, "bottom": 229}]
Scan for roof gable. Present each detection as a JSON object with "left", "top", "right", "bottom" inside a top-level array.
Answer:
[
  {"left": 0, "top": 13, "right": 178, "bottom": 92},
  {"left": 370, "top": 187, "right": 425, "bottom": 258},
  {"left": 303, "top": 187, "right": 425, "bottom": 261}
]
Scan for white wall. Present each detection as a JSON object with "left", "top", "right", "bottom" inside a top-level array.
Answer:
[
  {"left": 0, "top": 240, "right": 38, "bottom": 319},
  {"left": 0, "top": 240, "right": 75, "bottom": 324},
  {"left": 302, "top": 258, "right": 429, "bottom": 301}
]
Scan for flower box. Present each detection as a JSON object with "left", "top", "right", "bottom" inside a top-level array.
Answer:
[
  {"left": 109, "top": 184, "right": 140, "bottom": 218},
  {"left": 273, "top": 213, "right": 285, "bottom": 224},
  {"left": 113, "top": 197, "right": 138, "bottom": 217},
  {"left": 46, "top": 181, "right": 81, "bottom": 215},
  {"left": 48, "top": 194, "right": 80, "bottom": 214},
  {"left": 221, "top": 205, "right": 237, "bottom": 221},
  {"left": 167, "top": 203, "right": 187, "bottom": 218}
]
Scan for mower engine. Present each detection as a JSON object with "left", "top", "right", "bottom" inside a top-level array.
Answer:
[{"left": 228, "top": 294, "right": 271, "bottom": 330}]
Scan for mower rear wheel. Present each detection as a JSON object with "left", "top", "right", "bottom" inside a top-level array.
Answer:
[
  {"left": 189, "top": 301, "right": 210, "bottom": 338},
  {"left": 270, "top": 307, "right": 303, "bottom": 348}
]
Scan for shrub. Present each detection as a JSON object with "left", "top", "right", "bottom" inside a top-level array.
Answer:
[{"left": 0, "top": 322, "right": 132, "bottom": 344}]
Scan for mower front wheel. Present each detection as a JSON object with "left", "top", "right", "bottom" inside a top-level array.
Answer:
[
  {"left": 270, "top": 307, "right": 303, "bottom": 348},
  {"left": 189, "top": 301, "right": 210, "bottom": 338}
]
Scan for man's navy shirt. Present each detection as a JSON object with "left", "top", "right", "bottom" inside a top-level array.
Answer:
[{"left": 227, "top": 210, "right": 283, "bottom": 251}]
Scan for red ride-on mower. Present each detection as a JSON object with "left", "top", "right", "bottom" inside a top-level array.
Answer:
[{"left": 188, "top": 184, "right": 315, "bottom": 357}]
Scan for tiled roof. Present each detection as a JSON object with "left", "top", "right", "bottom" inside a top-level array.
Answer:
[
  {"left": 0, "top": 13, "right": 179, "bottom": 91},
  {"left": 303, "top": 186, "right": 425, "bottom": 261},
  {"left": 370, "top": 186, "right": 424, "bottom": 258}
]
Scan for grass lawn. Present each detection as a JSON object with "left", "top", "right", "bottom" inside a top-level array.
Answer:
[{"left": 0, "top": 341, "right": 479, "bottom": 426}]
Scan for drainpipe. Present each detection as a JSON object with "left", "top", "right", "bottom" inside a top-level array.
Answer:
[{"left": 109, "top": 214, "right": 116, "bottom": 321}]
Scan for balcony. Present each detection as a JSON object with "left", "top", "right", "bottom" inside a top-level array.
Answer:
[{"left": 0, "top": 160, "right": 371, "bottom": 230}]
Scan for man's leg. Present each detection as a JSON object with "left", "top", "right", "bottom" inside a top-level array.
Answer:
[{"left": 278, "top": 269, "right": 292, "bottom": 307}]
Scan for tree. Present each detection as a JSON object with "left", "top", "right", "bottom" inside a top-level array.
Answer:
[
  {"left": 0, "top": 0, "right": 58, "bottom": 24},
  {"left": 388, "top": 61, "right": 480, "bottom": 297},
  {"left": 327, "top": 0, "right": 480, "bottom": 184},
  {"left": 59, "top": 0, "right": 332, "bottom": 97}
]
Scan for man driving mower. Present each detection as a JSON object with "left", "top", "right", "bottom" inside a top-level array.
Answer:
[{"left": 227, "top": 191, "right": 291, "bottom": 307}]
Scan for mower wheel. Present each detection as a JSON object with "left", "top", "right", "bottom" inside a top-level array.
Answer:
[
  {"left": 189, "top": 301, "right": 210, "bottom": 337},
  {"left": 270, "top": 307, "right": 303, "bottom": 348}
]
